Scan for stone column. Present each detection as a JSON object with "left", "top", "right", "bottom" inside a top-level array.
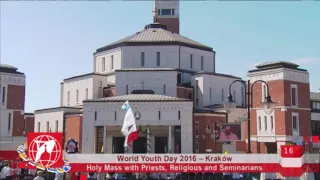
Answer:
[
  {"left": 168, "top": 126, "right": 172, "bottom": 153},
  {"left": 103, "top": 126, "right": 107, "bottom": 153},
  {"left": 147, "top": 127, "right": 151, "bottom": 153},
  {"left": 100, "top": 126, "right": 107, "bottom": 180}
]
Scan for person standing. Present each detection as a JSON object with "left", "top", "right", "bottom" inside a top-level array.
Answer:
[{"left": 33, "top": 171, "right": 45, "bottom": 180}]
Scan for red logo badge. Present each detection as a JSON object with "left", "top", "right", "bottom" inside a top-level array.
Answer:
[
  {"left": 17, "top": 132, "right": 71, "bottom": 173},
  {"left": 27, "top": 133, "right": 64, "bottom": 168}
]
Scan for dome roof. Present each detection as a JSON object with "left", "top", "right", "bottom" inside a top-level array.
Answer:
[
  {"left": 95, "top": 23, "right": 213, "bottom": 53},
  {"left": 0, "top": 63, "right": 18, "bottom": 70}
]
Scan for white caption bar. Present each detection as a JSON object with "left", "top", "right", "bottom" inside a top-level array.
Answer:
[{"left": 66, "top": 154, "right": 280, "bottom": 163}]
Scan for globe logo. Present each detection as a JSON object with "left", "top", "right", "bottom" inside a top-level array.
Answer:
[{"left": 28, "top": 135, "right": 62, "bottom": 168}]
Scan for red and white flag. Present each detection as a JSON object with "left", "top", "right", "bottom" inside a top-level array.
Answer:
[{"left": 121, "top": 101, "right": 138, "bottom": 147}]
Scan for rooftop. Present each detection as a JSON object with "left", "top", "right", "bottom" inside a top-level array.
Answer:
[
  {"left": 194, "top": 71, "right": 242, "bottom": 79},
  {"left": 95, "top": 23, "right": 213, "bottom": 53},
  {"left": 311, "top": 92, "right": 320, "bottom": 101},
  {"left": 249, "top": 61, "right": 307, "bottom": 73},
  {"left": 84, "top": 94, "right": 191, "bottom": 102},
  {"left": 116, "top": 68, "right": 177, "bottom": 72},
  {"left": 0, "top": 63, "right": 24, "bottom": 75}
]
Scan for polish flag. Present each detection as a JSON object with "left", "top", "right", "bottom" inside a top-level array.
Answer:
[{"left": 121, "top": 101, "right": 138, "bottom": 147}]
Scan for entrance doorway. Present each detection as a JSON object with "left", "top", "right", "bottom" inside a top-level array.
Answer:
[
  {"left": 133, "top": 137, "right": 147, "bottom": 153},
  {"left": 112, "top": 137, "right": 125, "bottom": 153},
  {"left": 155, "top": 137, "right": 168, "bottom": 153}
]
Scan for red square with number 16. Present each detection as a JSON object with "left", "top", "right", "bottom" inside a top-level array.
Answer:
[{"left": 280, "top": 145, "right": 302, "bottom": 158}]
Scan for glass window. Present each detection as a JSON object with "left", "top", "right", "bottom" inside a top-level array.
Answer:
[
  {"left": 201, "top": 56, "right": 204, "bottom": 70},
  {"left": 67, "top": 91, "right": 70, "bottom": 104},
  {"left": 141, "top": 52, "right": 145, "bottom": 66},
  {"left": 190, "top": 54, "right": 193, "bottom": 68},
  {"left": 270, "top": 116, "right": 274, "bottom": 131},
  {"left": 172, "top": 9, "right": 175, "bottom": 15},
  {"left": 221, "top": 89, "right": 224, "bottom": 102},
  {"left": 161, "top": 9, "right": 172, "bottom": 15},
  {"left": 264, "top": 116, "right": 267, "bottom": 131},
  {"left": 110, "top": 55, "right": 114, "bottom": 69},
  {"left": 102, "top": 57, "right": 105, "bottom": 71},
  {"left": 38, "top": 122, "right": 40, "bottom": 132},
  {"left": 95, "top": 126, "right": 104, "bottom": 154},
  {"left": 8, "top": 113, "right": 11, "bottom": 130},
  {"left": 2, "top": 87, "right": 5, "bottom": 103},
  {"left": 292, "top": 116, "right": 298, "bottom": 130},
  {"left": 258, "top": 116, "right": 261, "bottom": 131},
  {"left": 55, "top": 120, "right": 58, "bottom": 132},
  {"left": 46, "top": 121, "right": 49, "bottom": 132},
  {"left": 85, "top": 88, "right": 88, "bottom": 100},
  {"left": 163, "top": 84, "right": 166, "bottom": 94},
  {"left": 210, "top": 87, "right": 212, "bottom": 100},
  {"left": 157, "top": 52, "right": 160, "bottom": 66},
  {"left": 291, "top": 87, "right": 297, "bottom": 106},
  {"left": 76, "top": 90, "right": 79, "bottom": 102}
]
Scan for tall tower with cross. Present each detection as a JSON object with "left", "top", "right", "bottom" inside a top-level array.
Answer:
[{"left": 153, "top": 0, "right": 180, "bottom": 34}]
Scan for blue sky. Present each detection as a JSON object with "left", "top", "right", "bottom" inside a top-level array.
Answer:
[{"left": 1, "top": 2, "right": 319, "bottom": 112}]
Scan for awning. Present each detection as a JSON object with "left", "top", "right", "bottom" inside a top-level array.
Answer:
[{"left": 0, "top": 151, "right": 20, "bottom": 160}]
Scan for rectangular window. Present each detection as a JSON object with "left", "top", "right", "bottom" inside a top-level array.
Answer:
[
  {"left": 241, "top": 87, "right": 244, "bottom": 106},
  {"left": 76, "top": 90, "right": 79, "bottom": 103},
  {"left": 55, "top": 120, "right": 58, "bottom": 132},
  {"left": 291, "top": 85, "right": 298, "bottom": 106},
  {"left": 85, "top": 88, "right": 88, "bottom": 100},
  {"left": 110, "top": 55, "right": 114, "bottom": 69},
  {"left": 46, "top": 121, "right": 49, "bottom": 132},
  {"left": 264, "top": 116, "right": 267, "bottom": 131},
  {"left": 126, "top": 85, "right": 129, "bottom": 94},
  {"left": 190, "top": 54, "right": 193, "bottom": 68},
  {"left": 233, "top": 90, "right": 236, "bottom": 103},
  {"left": 94, "top": 111, "right": 97, "bottom": 120},
  {"left": 102, "top": 57, "right": 105, "bottom": 71},
  {"left": 8, "top": 113, "right": 11, "bottom": 130},
  {"left": 2, "top": 87, "right": 5, "bottom": 103},
  {"left": 210, "top": 87, "right": 212, "bottom": 100},
  {"left": 114, "top": 111, "right": 117, "bottom": 121},
  {"left": 292, "top": 115, "right": 298, "bottom": 130},
  {"left": 270, "top": 116, "right": 274, "bottom": 131},
  {"left": 158, "top": 111, "right": 161, "bottom": 120},
  {"left": 172, "top": 9, "right": 175, "bottom": 15},
  {"left": 67, "top": 91, "right": 70, "bottom": 104},
  {"left": 221, "top": 89, "right": 224, "bottom": 102},
  {"left": 195, "top": 122, "right": 199, "bottom": 137},
  {"left": 201, "top": 56, "right": 204, "bottom": 70},
  {"left": 258, "top": 116, "right": 261, "bottom": 131},
  {"left": 141, "top": 52, "right": 145, "bottom": 67},
  {"left": 262, "top": 85, "right": 267, "bottom": 101},
  {"left": 158, "top": 9, "right": 160, "bottom": 15},
  {"left": 38, "top": 122, "right": 40, "bottom": 132},
  {"left": 95, "top": 126, "right": 104, "bottom": 154},
  {"left": 163, "top": 84, "right": 166, "bottom": 94},
  {"left": 178, "top": 111, "right": 180, "bottom": 120},
  {"left": 161, "top": 9, "right": 172, "bottom": 15},
  {"left": 156, "top": 52, "right": 160, "bottom": 66}
]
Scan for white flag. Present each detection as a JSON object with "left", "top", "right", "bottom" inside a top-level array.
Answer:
[{"left": 121, "top": 101, "right": 138, "bottom": 147}]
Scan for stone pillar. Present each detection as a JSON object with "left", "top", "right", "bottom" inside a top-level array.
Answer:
[
  {"left": 168, "top": 126, "right": 172, "bottom": 153},
  {"left": 100, "top": 126, "right": 107, "bottom": 180},
  {"left": 147, "top": 127, "right": 151, "bottom": 153},
  {"left": 103, "top": 126, "right": 107, "bottom": 153}
]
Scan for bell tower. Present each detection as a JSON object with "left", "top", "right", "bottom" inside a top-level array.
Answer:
[{"left": 153, "top": 0, "right": 180, "bottom": 34}]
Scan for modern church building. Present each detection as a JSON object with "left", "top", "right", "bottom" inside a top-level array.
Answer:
[{"left": 34, "top": 0, "right": 315, "bottom": 155}]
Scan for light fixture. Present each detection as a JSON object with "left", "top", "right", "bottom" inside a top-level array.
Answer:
[
  {"left": 223, "top": 94, "right": 237, "bottom": 114},
  {"left": 262, "top": 95, "right": 276, "bottom": 114}
]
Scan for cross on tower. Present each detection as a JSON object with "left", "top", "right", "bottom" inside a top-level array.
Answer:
[{"left": 140, "top": 80, "right": 145, "bottom": 90}]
